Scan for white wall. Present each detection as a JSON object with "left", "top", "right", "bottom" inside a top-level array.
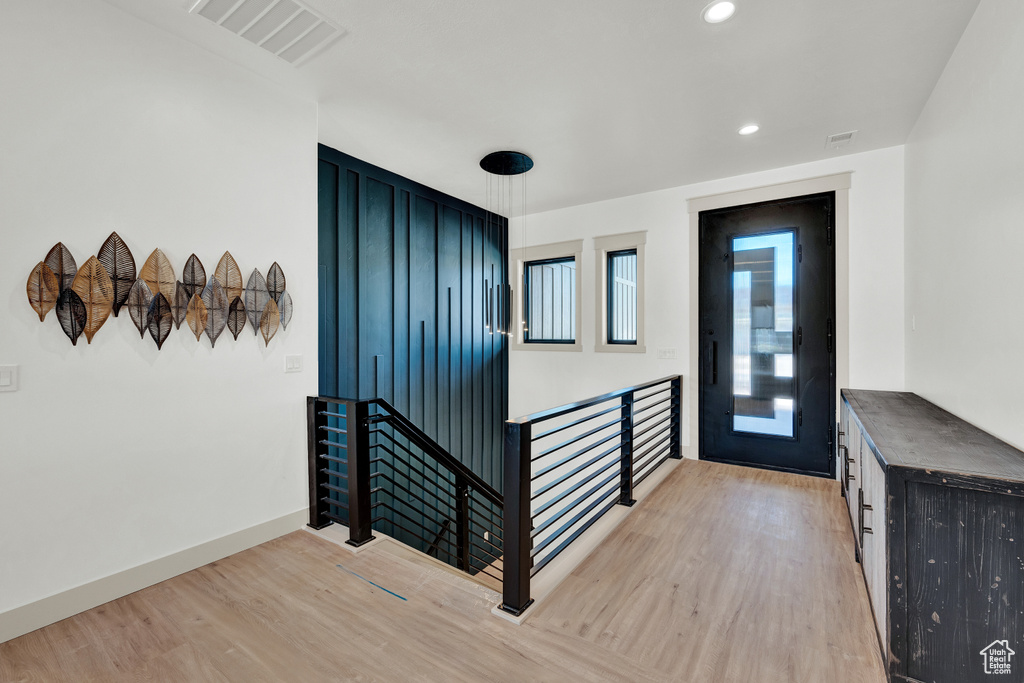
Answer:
[
  {"left": 509, "top": 146, "right": 906, "bottom": 453},
  {"left": 905, "top": 0, "right": 1024, "bottom": 450},
  {"left": 0, "top": 0, "right": 317, "bottom": 636}
]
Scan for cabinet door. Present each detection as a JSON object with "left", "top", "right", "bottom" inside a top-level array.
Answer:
[
  {"left": 844, "top": 417, "right": 861, "bottom": 549},
  {"left": 861, "top": 447, "right": 887, "bottom": 649}
]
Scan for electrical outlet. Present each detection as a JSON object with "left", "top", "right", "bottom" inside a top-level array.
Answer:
[
  {"left": 284, "top": 355, "right": 303, "bottom": 373},
  {"left": 0, "top": 365, "right": 19, "bottom": 392}
]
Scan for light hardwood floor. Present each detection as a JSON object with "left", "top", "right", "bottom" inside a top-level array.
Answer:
[{"left": 0, "top": 460, "right": 886, "bottom": 682}]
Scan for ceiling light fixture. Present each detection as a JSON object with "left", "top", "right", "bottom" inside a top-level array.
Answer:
[
  {"left": 738, "top": 124, "right": 760, "bottom": 135},
  {"left": 480, "top": 151, "right": 534, "bottom": 338},
  {"left": 702, "top": 1, "right": 736, "bottom": 24}
]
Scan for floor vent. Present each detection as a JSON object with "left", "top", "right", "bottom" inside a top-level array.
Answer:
[
  {"left": 189, "top": 0, "right": 343, "bottom": 65},
  {"left": 825, "top": 130, "right": 858, "bottom": 150}
]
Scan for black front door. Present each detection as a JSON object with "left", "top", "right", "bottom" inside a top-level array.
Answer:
[{"left": 699, "top": 193, "right": 835, "bottom": 476}]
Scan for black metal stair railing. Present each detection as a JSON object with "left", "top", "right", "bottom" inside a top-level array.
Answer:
[
  {"left": 307, "top": 374, "right": 682, "bottom": 616},
  {"left": 500, "top": 375, "right": 682, "bottom": 616},
  {"left": 308, "top": 396, "right": 504, "bottom": 585}
]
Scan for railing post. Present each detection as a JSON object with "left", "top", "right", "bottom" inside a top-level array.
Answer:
[
  {"left": 455, "top": 476, "right": 470, "bottom": 571},
  {"left": 307, "top": 397, "right": 331, "bottom": 529},
  {"left": 501, "top": 421, "right": 534, "bottom": 616},
  {"left": 619, "top": 391, "right": 636, "bottom": 506},
  {"left": 670, "top": 376, "right": 683, "bottom": 459},
  {"left": 346, "top": 400, "right": 375, "bottom": 547}
]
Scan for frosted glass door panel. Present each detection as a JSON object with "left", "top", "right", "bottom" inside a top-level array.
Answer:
[{"left": 731, "top": 231, "right": 794, "bottom": 437}]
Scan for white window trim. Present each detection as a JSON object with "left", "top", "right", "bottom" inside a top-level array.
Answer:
[
  {"left": 594, "top": 231, "right": 647, "bottom": 353},
  {"left": 512, "top": 239, "right": 583, "bottom": 352}
]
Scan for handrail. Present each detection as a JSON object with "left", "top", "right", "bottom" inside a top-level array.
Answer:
[
  {"left": 499, "top": 374, "right": 682, "bottom": 617},
  {"left": 507, "top": 374, "right": 681, "bottom": 426},
  {"left": 308, "top": 395, "right": 505, "bottom": 582},
  {"left": 370, "top": 398, "right": 504, "bottom": 507}
]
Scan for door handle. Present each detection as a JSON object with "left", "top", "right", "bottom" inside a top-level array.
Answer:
[{"left": 711, "top": 341, "right": 718, "bottom": 385}]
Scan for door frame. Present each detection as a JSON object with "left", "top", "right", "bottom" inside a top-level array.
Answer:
[{"left": 686, "top": 173, "right": 851, "bottom": 480}]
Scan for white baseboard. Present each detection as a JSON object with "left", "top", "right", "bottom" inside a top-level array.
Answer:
[{"left": 0, "top": 509, "right": 308, "bottom": 644}]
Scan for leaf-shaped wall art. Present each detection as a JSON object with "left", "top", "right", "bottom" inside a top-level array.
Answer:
[
  {"left": 26, "top": 262, "right": 59, "bottom": 322},
  {"left": 181, "top": 253, "right": 207, "bottom": 300},
  {"left": 44, "top": 242, "right": 78, "bottom": 294},
  {"left": 97, "top": 231, "right": 136, "bottom": 317},
  {"left": 214, "top": 252, "right": 243, "bottom": 303},
  {"left": 147, "top": 292, "right": 173, "bottom": 350},
  {"left": 139, "top": 248, "right": 175, "bottom": 299},
  {"left": 266, "top": 262, "right": 286, "bottom": 304},
  {"left": 126, "top": 278, "right": 153, "bottom": 339},
  {"left": 278, "top": 289, "right": 293, "bottom": 330},
  {"left": 171, "top": 281, "right": 189, "bottom": 329},
  {"left": 227, "top": 297, "right": 246, "bottom": 340},
  {"left": 244, "top": 268, "right": 269, "bottom": 335},
  {"left": 56, "top": 288, "right": 87, "bottom": 346},
  {"left": 260, "top": 298, "right": 280, "bottom": 346},
  {"left": 71, "top": 256, "right": 114, "bottom": 344},
  {"left": 185, "top": 293, "right": 208, "bottom": 342},
  {"left": 201, "top": 279, "right": 228, "bottom": 348}
]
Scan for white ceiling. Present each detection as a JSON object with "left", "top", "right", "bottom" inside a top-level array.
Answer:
[{"left": 107, "top": 0, "right": 979, "bottom": 214}]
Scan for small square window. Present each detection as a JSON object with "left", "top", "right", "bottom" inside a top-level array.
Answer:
[
  {"left": 607, "top": 249, "right": 637, "bottom": 344},
  {"left": 525, "top": 257, "right": 576, "bottom": 343}
]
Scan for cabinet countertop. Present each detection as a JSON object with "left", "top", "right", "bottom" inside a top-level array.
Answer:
[{"left": 842, "top": 389, "right": 1024, "bottom": 486}]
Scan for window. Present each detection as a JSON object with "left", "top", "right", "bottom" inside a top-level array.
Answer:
[
  {"left": 607, "top": 249, "right": 637, "bottom": 344},
  {"left": 595, "top": 231, "right": 646, "bottom": 353},
  {"left": 525, "top": 257, "right": 576, "bottom": 343},
  {"left": 512, "top": 240, "right": 582, "bottom": 352}
]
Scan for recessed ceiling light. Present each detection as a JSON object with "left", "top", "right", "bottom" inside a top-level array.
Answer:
[
  {"left": 702, "top": 1, "right": 736, "bottom": 24},
  {"left": 738, "top": 124, "right": 759, "bottom": 135}
]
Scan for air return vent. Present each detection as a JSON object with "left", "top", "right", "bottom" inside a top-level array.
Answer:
[
  {"left": 825, "top": 130, "right": 858, "bottom": 150},
  {"left": 189, "top": 0, "right": 343, "bottom": 65}
]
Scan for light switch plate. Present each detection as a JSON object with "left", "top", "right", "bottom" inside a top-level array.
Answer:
[
  {"left": 0, "top": 365, "right": 19, "bottom": 392},
  {"left": 657, "top": 348, "right": 677, "bottom": 360},
  {"left": 284, "top": 355, "right": 303, "bottom": 373}
]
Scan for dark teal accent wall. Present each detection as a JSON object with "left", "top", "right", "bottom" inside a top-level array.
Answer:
[{"left": 318, "top": 145, "right": 509, "bottom": 489}]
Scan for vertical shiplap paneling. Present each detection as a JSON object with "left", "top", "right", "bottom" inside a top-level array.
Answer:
[
  {"left": 317, "top": 159, "right": 339, "bottom": 397},
  {"left": 318, "top": 145, "right": 507, "bottom": 492},
  {"left": 360, "top": 177, "right": 394, "bottom": 398}
]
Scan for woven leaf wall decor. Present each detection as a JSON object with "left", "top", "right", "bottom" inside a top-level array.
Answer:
[
  {"left": 97, "top": 232, "right": 136, "bottom": 317},
  {"left": 147, "top": 293, "right": 173, "bottom": 350},
  {"left": 182, "top": 253, "right": 207, "bottom": 300},
  {"left": 45, "top": 242, "right": 78, "bottom": 294},
  {"left": 27, "top": 262, "right": 59, "bottom": 322},
  {"left": 260, "top": 298, "right": 280, "bottom": 346},
  {"left": 278, "top": 290, "right": 293, "bottom": 330},
  {"left": 227, "top": 297, "right": 246, "bottom": 340},
  {"left": 126, "top": 278, "right": 153, "bottom": 339},
  {"left": 171, "top": 281, "right": 189, "bottom": 329},
  {"left": 214, "top": 252, "right": 243, "bottom": 303},
  {"left": 185, "top": 293, "right": 208, "bottom": 342},
  {"left": 56, "top": 289, "right": 87, "bottom": 346},
  {"left": 140, "top": 248, "right": 175, "bottom": 299},
  {"left": 201, "top": 279, "right": 228, "bottom": 348},
  {"left": 266, "top": 262, "right": 286, "bottom": 304},
  {"left": 71, "top": 256, "right": 115, "bottom": 344},
  {"left": 244, "top": 269, "right": 269, "bottom": 335}
]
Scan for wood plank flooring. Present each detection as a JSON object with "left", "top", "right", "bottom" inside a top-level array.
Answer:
[{"left": 0, "top": 460, "right": 886, "bottom": 682}]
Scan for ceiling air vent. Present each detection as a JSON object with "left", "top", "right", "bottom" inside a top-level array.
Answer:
[
  {"left": 825, "top": 130, "right": 858, "bottom": 150},
  {"left": 189, "top": 0, "right": 343, "bottom": 65}
]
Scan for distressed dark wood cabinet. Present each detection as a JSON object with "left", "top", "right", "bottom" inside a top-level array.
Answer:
[{"left": 840, "top": 389, "right": 1024, "bottom": 683}]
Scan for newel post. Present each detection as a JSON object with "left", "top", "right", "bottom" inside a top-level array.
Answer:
[
  {"left": 346, "top": 400, "right": 375, "bottom": 547},
  {"left": 619, "top": 391, "right": 636, "bottom": 506},
  {"left": 501, "top": 420, "right": 534, "bottom": 616},
  {"left": 307, "top": 397, "right": 331, "bottom": 529},
  {"left": 670, "top": 376, "right": 683, "bottom": 459}
]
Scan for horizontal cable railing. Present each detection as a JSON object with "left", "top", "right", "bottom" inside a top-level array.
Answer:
[
  {"left": 308, "top": 396, "right": 504, "bottom": 586},
  {"left": 500, "top": 375, "right": 682, "bottom": 616}
]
